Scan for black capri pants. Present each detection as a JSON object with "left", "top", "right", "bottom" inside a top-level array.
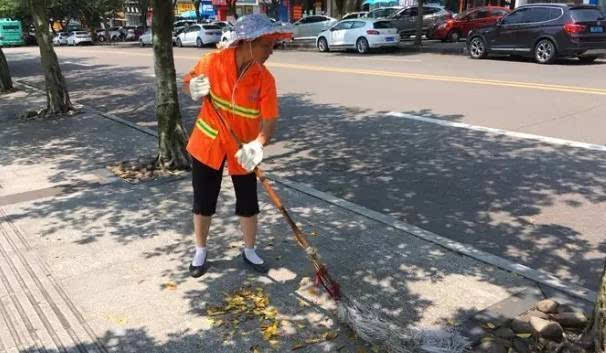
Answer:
[{"left": 191, "top": 157, "right": 259, "bottom": 217}]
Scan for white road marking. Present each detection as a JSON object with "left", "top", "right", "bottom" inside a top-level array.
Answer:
[
  {"left": 62, "top": 61, "right": 95, "bottom": 67},
  {"left": 387, "top": 111, "right": 606, "bottom": 152}
]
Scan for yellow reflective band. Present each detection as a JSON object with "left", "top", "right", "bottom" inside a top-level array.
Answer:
[
  {"left": 210, "top": 91, "right": 259, "bottom": 119},
  {"left": 196, "top": 120, "right": 218, "bottom": 139}
]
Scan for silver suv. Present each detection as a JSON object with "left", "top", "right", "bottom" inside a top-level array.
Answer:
[
  {"left": 389, "top": 6, "right": 452, "bottom": 38},
  {"left": 292, "top": 16, "right": 337, "bottom": 38}
]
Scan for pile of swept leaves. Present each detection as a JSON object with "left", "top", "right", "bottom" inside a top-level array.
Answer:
[{"left": 206, "top": 287, "right": 341, "bottom": 351}]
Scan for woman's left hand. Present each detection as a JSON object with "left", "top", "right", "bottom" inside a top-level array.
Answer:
[{"left": 235, "top": 140, "right": 263, "bottom": 172}]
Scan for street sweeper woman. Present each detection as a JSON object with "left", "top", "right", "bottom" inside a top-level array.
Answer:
[{"left": 183, "top": 14, "right": 293, "bottom": 278}]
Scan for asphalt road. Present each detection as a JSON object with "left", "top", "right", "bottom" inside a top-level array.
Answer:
[{"left": 4, "top": 44, "right": 606, "bottom": 291}]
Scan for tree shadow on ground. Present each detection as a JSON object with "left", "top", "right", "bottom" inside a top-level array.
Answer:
[
  {"left": 265, "top": 93, "right": 606, "bottom": 291},
  {"left": 1, "top": 48, "right": 604, "bottom": 352},
  {"left": 5, "top": 50, "right": 200, "bottom": 132}
]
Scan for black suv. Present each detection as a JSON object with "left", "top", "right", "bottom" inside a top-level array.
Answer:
[{"left": 467, "top": 4, "right": 606, "bottom": 64}]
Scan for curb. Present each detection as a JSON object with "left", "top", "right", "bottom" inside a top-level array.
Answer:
[{"left": 267, "top": 176, "right": 597, "bottom": 304}]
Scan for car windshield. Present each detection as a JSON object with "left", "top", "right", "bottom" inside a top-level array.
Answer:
[
  {"left": 76, "top": 31, "right": 88, "bottom": 35},
  {"left": 570, "top": 8, "right": 605, "bottom": 22},
  {"left": 202, "top": 25, "right": 220, "bottom": 30},
  {"left": 454, "top": 9, "right": 472, "bottom": 19}
]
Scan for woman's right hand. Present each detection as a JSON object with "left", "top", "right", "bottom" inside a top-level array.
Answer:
[{"left": 190, "top": 75, "right": 210, "bottom": 101}]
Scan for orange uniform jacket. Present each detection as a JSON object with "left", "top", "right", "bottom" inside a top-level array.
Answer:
[{"left": 184, "top": 48, "right": 279, "bottom": 175}]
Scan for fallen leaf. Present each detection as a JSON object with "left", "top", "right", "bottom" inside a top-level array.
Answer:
[
  {"left": 483, "top": 322, "right": 496, "bottom": 329},
  {"left": 324, "top": 331, "right": 338, "bottom": 341},
  {"left": 162, "top": 281, "right": 177, "bottom": 291},
  {"left": 516, "top": 333, "right": 532, "bottom": 338},
  {"left": 262, "top": 321, "right": 279, "bottom": 340}
]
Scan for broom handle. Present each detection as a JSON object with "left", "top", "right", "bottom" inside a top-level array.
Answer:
[
  {"left": 205, "top": 96, "right": 311, "bottom": 248},
  {"left": 254, "top": 168, "right": 311, "bottom": 249}
]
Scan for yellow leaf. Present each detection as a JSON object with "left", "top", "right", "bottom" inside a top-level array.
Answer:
[
  {"left": 485, "top": 322, "right": 496, "bottom": 329},
  {"left": 516, "top": 333, "right": 532, "bottom": 338},
  {"left": 304, "top": 338, "right": 323, "bottom": 344},
  {"left": 481, "top": 336, "right": 494, "bottom": 342},
  {"left": 262, "top": 322, "right": 279, "bottom": 340},
  {"left": 162, "top": 281, "right": 177, "bottom": 291}
]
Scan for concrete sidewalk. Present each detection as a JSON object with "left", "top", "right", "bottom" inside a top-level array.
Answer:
[{"left": 0, "top": 87, "right": 590, "bottom": 353}]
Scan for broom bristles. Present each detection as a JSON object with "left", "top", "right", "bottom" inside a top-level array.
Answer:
[{"left": 337, "top": 296, "right": 470, "bottom": 353}]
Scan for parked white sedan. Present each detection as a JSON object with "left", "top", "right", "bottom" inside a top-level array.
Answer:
[
  {"left": 176, "top": 24, "right": 222, "bottom": 48},
  {"left": 139, "top": 29, "right": 153, "bottom": 47},
  {"left": 52, "top": 32, "right": 68, "bottom": 46},
  {"left": 316, "top": 19, "right": 399, "bottom": 54},
  {"left": 67, "top": 31, "right": 93, "bottom": 46}
]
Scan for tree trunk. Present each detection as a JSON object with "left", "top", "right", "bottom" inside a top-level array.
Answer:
[
  {"left": 227, "top": 0, "right": 237, "bottom": 18},
  {"left": 415, "top": 0, "right": 424, "bottom": 47},
  {"left": 0, "top": 48, "right": 13, "bottom": 92},
  {"left": 29, "top": 0, "right": 72, "bottom": 115},
  {"left": 151, "top": 0, "right": 190, "bottom": 171},
  {"left": 585, "top": 261, "right": 606, "bottom": 352},
  {"left": 193, "top": 0, "right": 201, "bottom": 22},
  {"left": 139, "top": 0, "right": 150, "bottom": 30}
]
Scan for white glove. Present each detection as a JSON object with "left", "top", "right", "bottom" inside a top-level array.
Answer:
[
  {"left": 235, "top": 140, "right": 263, "bottom": 172},
  {"left": 189, "top": 75, "right": 210, "bottom": 101}
]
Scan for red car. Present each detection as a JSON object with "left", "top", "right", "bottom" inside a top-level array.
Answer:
[{"left": 430, "top": 6, "right": 510, "bottom": 42}]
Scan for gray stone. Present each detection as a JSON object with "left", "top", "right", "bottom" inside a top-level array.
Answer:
[
  {"left": 553, "top": 312, "right": 588, "bottom": 328},
  {"left": 530, "top": 317, "right": 563, "bottom": 341},
  {"left": 511, "top": 318, "right": 533, "bottom": 333},
  {"left": 494, "top": 327, "right": 516, "bottom": 340},
  {"left": 536, "top": 299, "right": 559, "bottom": 314},
  {"left": 512, "top": 338, "right": 531, "bottom": 353},
  {"left": 476, "top": 340, "right": 507, "bottom": 353},
  {"left": 493, "top": 337, "right": 512, "bottom": 348}
]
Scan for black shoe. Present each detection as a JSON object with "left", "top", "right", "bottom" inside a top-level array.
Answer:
[
  {"left": 242, "top": 251, "right": 269, "bottom": 274},
  {"left": 189, "top": 262, "right": 208, "bottom": 278}
]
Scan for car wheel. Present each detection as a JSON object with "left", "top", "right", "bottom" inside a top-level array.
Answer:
[
  {"left": 139, "top": 40, "right": 144, "bottom": 47},
  {"left": 98, "top": 35, "right": 105, "bottom": 42},
  {"left": 468, "top": 36, "right": 487, "bottom": 59},
  {"left": 356, "top": 37, "right": 369, "bottom": 54},
  {"left": 578, "top": 55, "right": 597, "bottom": 64},
  {"left": 534, "top": 39, "right": 556, "bottom": 64},
  {"left": 447, "top": 30, "right": 460, "bottom": 43},
  {"left": 196, "top": 37, "right": 203, "bottom": 48},
  {"left": 177, "top": 38, "right": 182, "bottom": 47},
  {"left": 318, "top": 37, "right": 329, "bottom": 52}
]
